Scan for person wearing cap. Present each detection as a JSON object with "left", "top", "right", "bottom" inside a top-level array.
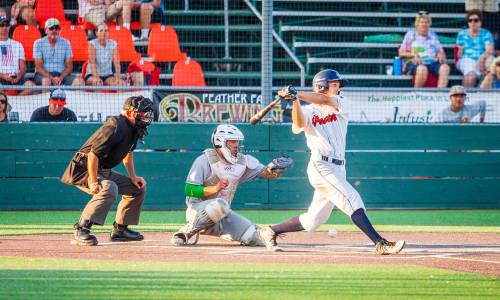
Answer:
[
  {"left": 0, "top": 15, "right": 35, "bottom": 95},
  {"left": 455, "top": 9, "right": 495, "bottom": 88},
  {"left": 60, "top": 96, "right": 154, "bottom": 246},
  {"left": 33, "top": 18, "right": 85, "bottom": 87},
  {"left": 438, "top": 85, "right": 486, "bottom": 123},
  {"left": 399, "top": 11, "right": 450, "bottom": 88},
  {"left": 29, "top": 89, "right": 78, "bottom": 122},
  {"left": 0, "top": 91, "right": 11, "bottom": 122},
  {"left": 480, "top": 56, "right": 500, "bottom": 88}
]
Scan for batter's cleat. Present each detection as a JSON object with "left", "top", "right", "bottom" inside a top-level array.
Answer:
[
  {"left": 110, "top": 222, "right": 144, "bottom": 242},
  {"left": 71, "top": 220, "right": 98, "bottom": 246},
  {"left": 375, "top": 239, "right": 405, "bottom": 255},
  {"left": 258, "top": 226, "right": 283, "bottom": 252}
]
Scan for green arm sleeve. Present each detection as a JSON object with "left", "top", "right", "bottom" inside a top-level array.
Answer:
[{"left": 185, "top": 183, "right": 205, "bottom": 198}]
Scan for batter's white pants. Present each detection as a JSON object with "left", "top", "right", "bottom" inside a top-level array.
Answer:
[{"left": 299, "top": 159, "right": 365, "bottom": 232}]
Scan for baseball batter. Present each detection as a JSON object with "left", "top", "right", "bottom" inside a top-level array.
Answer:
[
  {"left": 171, "top": 124, "right": 293, "bottom": 247},
  {"left": 259, "top": 69, "right": 405, "bottom": 255}
]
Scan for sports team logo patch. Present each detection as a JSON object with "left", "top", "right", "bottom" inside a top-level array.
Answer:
[{"left": 312, "top": 113, "right": 337, "bottom": 126}]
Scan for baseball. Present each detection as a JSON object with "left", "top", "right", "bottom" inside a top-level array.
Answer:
[{"left": 328, "top": 228, "right": 337, "bottom": 238}]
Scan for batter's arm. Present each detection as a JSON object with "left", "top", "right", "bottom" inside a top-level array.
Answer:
[{"left": 297, "top": 91, "right": 340, "bottom": 113}]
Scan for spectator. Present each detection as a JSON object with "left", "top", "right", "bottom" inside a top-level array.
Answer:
[
  {"left": 0, "top": 15, "right": 35, "bottom": 95},
  {"left": 480, "top": 56, "right": 500, "bottom": 88},
  {"left": 85, "top": 24, "right": 126, "bottom": 86},
  {"left": 399, "top": 11, "right": 450, "bottom": 88},
  {"left": 456, "top": 10, "right": 495, "bottom": 88},
  {"left": 10, "top": 0, "right": 36, "bottom": 26},
  {"left": 438, "top": 85, "right": 486, "bottom": 123},
  {"left": 33, "top": 18, "right": 84, "bottom": 87},
  {"left": 131, "top": 0, "right": 161, "bottom": 41},
  {"left": 78, "top": 0, "right": 132, "bottom": 30},
  {"left": 30, "top": 89, "right": 78, "bottom": 122},
  {"left": 465, "top": 1, "right": 499, "bottom": 38},
  {"left": 0, "top": 91, "right": 11, "bottom": 122}
]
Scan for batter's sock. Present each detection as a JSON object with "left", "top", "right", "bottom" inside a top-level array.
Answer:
[
  {"left": 271, "top": 216, "right": 304, "bottom": 234},
  {"left": 350, "top": 208, "right": 383, "bottom": 244}
]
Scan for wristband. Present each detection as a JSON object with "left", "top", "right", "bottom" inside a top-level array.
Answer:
[{"left": 185, "top": 183, "right": 205, "bottom": 198}]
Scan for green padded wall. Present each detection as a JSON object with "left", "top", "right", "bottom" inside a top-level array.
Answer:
[{"left": 1, "top": 123, "right": 499, "bottom": 210}]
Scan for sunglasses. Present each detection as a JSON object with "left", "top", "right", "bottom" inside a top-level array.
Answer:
[
  {"left": 0, "top": 22, "right": 9, "bottom": 28},
  {"left": 48, "top": 25, "right": 60, "bottom": 31},
  {"left": 50, "top": 99, "right": 66, "bottom": 106},
  {"left": 468, "top": 18, "right": 480, "bottom": 23},
  {"left": 417, "top": 11, "right": 428, "bottom": 15},
  {"left": 0, "top": 100, "right": 6, "bottom": 104},
  {"left": 496, "top": 62, "right": 500, "bottom": 67}
]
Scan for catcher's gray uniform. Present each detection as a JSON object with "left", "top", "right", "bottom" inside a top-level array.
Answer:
[{"left": 173, "top": 148, "right": 267, "bottom": 246}]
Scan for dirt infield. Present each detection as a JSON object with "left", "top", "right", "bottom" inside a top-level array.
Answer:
[{"left": 1, "top": 232, "right": 499, "bottom": 277}]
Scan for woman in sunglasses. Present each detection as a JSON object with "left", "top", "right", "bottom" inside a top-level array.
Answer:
[
  {"left": 480, "top": 56, "right": 500, "bottom": 89},
  {"left": 0, "top": 92, "right": 11, "bottom": 123},
  {"left": 456, "top": 9, "right": 495, "bottom": 88},
  {"left": 399, "top": 11, "right": 450, "bottom": 88}
]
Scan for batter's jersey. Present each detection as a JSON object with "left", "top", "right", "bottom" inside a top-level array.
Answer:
[
  {"left": 185, "top": 152, "right": 266, "bottom": 206},
  {"left": 292, "top": 95, "right": 348, "bottom": 160}
]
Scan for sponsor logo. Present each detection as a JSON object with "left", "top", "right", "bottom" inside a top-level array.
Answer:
[
  {"left": 392, "top": 106, "right": 433, "bottom": 123},
  {"left": 312, "top": 113, "right": 337, "bottom": 126}
]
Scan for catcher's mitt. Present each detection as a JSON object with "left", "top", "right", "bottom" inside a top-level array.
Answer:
[{"left": 267, "top": 156, "right": 294, "bottom": 176}]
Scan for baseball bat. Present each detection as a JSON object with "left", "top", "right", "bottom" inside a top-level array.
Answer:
[{"left": 249, "top": 95, "right": 282, "bottom": 125}]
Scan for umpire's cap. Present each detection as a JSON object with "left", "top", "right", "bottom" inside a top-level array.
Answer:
[{"left": 312, "top": 69, "right": 348, "bottom": 92}]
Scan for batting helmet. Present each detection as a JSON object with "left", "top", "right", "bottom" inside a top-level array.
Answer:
[{"left": 312, "top": 69, "right": 348, "bottom": 92}]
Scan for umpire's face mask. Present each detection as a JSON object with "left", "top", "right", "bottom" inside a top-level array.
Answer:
[{"left": 134, "top": 110, "right": 153, "bottom": 141}]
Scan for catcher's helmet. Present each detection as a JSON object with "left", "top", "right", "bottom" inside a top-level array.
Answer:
[
  {"left": 312, "top": 69, "right": 348, "bottom": 92},
  {"left": 211, "top": 124, "right": 244, "bottom": 164}
]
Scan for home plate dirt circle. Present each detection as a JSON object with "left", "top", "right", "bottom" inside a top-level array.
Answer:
[{"left": 1, "top": 232, "right": 499, "bottom": 277}]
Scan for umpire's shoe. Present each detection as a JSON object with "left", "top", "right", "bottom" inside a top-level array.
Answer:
[
  {"left": 375, "top": 239, "right": 405, "bottom": 255},
  {"left": 110, "top": 222, "right": 144, "bottom": 242},
  {"left": 71, "top": 219, "right": 98, "bottom": 246}
]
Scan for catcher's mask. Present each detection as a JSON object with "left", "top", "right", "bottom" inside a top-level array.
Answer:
[
  {"left": 312, "top": 69, "right": 348, "bottom": 93},
  {"left": 211, "top": 124, "right": 244, "bottom": 164},
  {"left": 123, "top": 96, "right": 154, "bottom": 139}
]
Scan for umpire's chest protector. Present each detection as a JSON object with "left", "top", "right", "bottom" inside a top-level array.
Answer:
[{"left": 204, "top": 149, "right": 250, "bottom": 205}]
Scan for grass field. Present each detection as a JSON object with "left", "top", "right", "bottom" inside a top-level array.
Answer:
[
  {"left": 1, "top": 210, "right": 499, "bottom": 235},
  {"left": 1, "top": 210, "right": 499, "bottom": 299},
  {"left": 1, "top": 256, "right": 499, "bottom": 300}
]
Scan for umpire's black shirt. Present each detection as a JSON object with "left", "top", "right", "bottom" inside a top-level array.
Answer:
[{"left": 61, "top": 115, "right": 140, "bottom": 186}]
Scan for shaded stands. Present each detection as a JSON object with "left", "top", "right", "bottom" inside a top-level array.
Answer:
[{"left": 11, "top": 0, "right": 472, "bottom": 87}]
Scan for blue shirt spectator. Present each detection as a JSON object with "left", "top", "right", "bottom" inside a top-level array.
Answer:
[{"left": 456, "top": 28, "right": 494, "bottom": 61}]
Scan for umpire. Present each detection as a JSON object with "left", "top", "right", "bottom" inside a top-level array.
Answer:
[{"left": 61, "top": 96, "right": 154, "bottom": 246}]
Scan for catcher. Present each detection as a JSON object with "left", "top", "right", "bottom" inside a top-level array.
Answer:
[{"left": 171, "top": 124, "right": 293, "bottom": 247}]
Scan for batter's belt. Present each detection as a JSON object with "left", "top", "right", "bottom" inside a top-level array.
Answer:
[{"left": 321, "top": 155, "right": 344, "bottom": 165}]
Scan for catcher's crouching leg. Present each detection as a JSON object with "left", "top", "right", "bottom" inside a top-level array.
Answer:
[{"left": 171, "top": 199, "right": 230, "bottom": 246}]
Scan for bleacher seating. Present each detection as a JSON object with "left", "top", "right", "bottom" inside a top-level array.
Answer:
[
  {"left": 147, "top": 25, "right": 187, "bottom": 63},
  {"left": 7, "top": 0, "right": 477, "bottom": 87},
  {"left": 35, "top": 0, "right": 70, "bottom": 29},
  {"left": 12, "top": 25, "right": 41, "bottom": 62},
  {"left": 172, "top": 58, "right": 206, "bottom": 87},
  {"left": 60, "top": 25, "right": 88, "bottom": 62}
]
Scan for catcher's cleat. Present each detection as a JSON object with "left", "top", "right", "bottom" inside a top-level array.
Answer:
[
  {"left": 110, "top": 222, "right": 144, "bottom": 242},
  {"left": 375, "top": 239, "right": 405, "bottom": 255},
  {"left": 258, "top": 226, "right": 283, "bottom": 252},
  {"left": 71, "top": 220, "right": 98, "bottom": 246}
]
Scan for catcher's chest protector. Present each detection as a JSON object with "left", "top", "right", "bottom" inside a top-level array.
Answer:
[{"left": 204, "top": 149, "right": 247, "bottom": 205}]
